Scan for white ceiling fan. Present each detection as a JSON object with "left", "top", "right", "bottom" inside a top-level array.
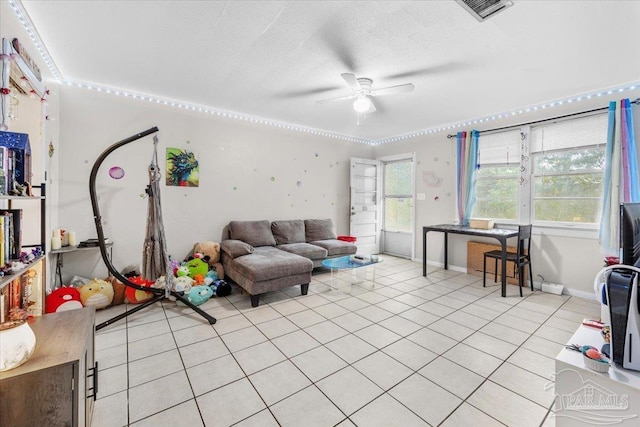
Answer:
[{"left": 316, "top": 73, "right": 415, "bottom": 114}]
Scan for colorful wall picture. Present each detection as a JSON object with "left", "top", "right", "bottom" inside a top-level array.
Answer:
[{"left": 166, "top": 147, "right": 199, "bottom": 187}]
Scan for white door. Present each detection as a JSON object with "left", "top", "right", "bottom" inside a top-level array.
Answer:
[
  {"left": 350, "top": 158, "right": 381, "bottom": 256},
  {"left": 380, "top": 155, "right": 415, "bottom": 259}
]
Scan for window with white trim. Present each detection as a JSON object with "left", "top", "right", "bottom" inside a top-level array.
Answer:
[{"left": 471, "top": 113, "right": 608, "bottom": 228}]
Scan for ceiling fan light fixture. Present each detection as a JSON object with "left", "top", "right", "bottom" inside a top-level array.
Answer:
[{"left": 353, "top": 97, "right": 372, "bottom": 113}]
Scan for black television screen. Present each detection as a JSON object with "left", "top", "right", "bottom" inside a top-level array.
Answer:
[{"left": 620, "top": 202, "right": 640, "bottom": 266}]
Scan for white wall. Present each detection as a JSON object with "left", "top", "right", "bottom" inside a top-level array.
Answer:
[
  {"left": 56, "top": 86, "right": 372, "bottom": 282},
  {"left": 373, "top": 134, "right": 606, "bottom": 298}
]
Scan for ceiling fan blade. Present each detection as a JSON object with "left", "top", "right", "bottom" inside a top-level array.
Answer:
[
  {"left": 341, "top": 73, "right": 360, "bottom": 91},
  {"left": 371, "top": 83, "right": 415, "bottom": 97},
  {"left": 276, "top": 85, "right": 343, "bottom": 99},
  {"left": 316, "top": 93, "right": 357, "bottom": 104}
]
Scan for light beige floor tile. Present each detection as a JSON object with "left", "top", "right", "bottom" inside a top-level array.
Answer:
[
  {"left": 336, "top": 296, "right": 371, "bottom": 311},
  {"left": 242, "top": 305, "right": 283, "bottom": 324},
  {"left": 419, "top": 356, "right": 484, "bottom": 399},
  {"left": 325, "top": 334, "right": 377, "bottom": 364},
  {"left": 97, "top": 363, "right": 128, "bottom": 398},
  {"left": 462, "top": 331, "right": 518, "bottom": 360},
  {"left": 407, "top": 327, "right": 458, "bottom": 355},
  {"left": 353, "top": 350, "right": 413, "bottom": 390},
  {"left": 354, "top": 324, "right": 402, "bottom": 349},
  {"left": 356, "top": 291, "right": 389, "bottom": 305},
  {"left": 399, "top": 308, "right": 441, "bottom": 328},
  {"left": 418, "top": 300, "right": 457, "bottom": 317},
  {"left": 443, "top": 343, "right": 503, "bottom": 377},
  {"left": 317, "top": 366, "right": 384, "bottom": 415},
  {"left": 409, "top": 287, "right": 444, "bottom": 301},
  {"left": 429, "top": 317, "right": 476, "bottom": 340},
  {"left": 355, "top": 305, "right": 395, "bottom": 322},
  {"left": 128, "top": 332, "right": 177, "bottom": 362},
  {"left": 479, "top": 321, "right": 531, "bottom": 346},
  {"left": 234, "top": 409, "right": 280, "bottom": 427},
  {"left": 374, "top": 285, "right": 404, "bottom": 299},
  {"left": 460, "top": 303, "right": 502, "bottom": 321},
  {"left": 494, "top": 313, "right": 542, "bottom": 334},
  {"left": 506, "top": 305, "right": 551, "bottom": 323},
  {"left": 179, "top": 336, "right": 229, "bottom": 368},
  {"left": 96, "top": 343, "right": 127, "bottom": 370},
  {"left": 271, "top": 299, "right": 309, "bottom": 316},
  {"left": 198, "top": 378, "right": 266, "bottom": 427},
  {"left": 221, "top": 325, "right": 267, "bottom": 352},
  {"left": 249, "top": 360, "right": 312, "bottom": 406},
  {"left": 130, "top": 399, "right": 204, "bottom": 427},
  {"left": 93, "top": 390, "right": 128, "bottom": 427},
  {"left": 534, "top": 325, "right": 574, "bottom": 345},
  {"left": 128, "top": 349, "right": 183, "bottom": 387},
  {"left": 173, "top": 322, "right": 218, "bottom": 347},
  {"left": 389, "top": 373, "right": 462, "bottom": 426},
  {"left": 271, "top": 329, "right": 321, "bottom": 357},
  {"left": 392, "top": 293, "right": 427, "bottom": 307},
  {"left": 521, "top": 335, "right": 565, "bottom": 359},
  {"left": 298, "top": 293, "right": 331, "bottom": 308},
  {"left": 313, "top": 302, "right": 350, "bottom": 318},
  {"left": 490, "top": 362, "right": 555, "bottom": 407},
  {"left": 382, "top": 337, "right": 438, "bottom": 370},
  {"left": 445, "top": 310, "right": 489, "bottom": 331},
  {"left": 467, "top": 381, "right": 548, "bottom": 427},
  {"left": 331, "top": 311, "right": 373, "bottom": 332},
  {"left": 291, "top": 345, "right": 348, "bottom": 382},
  {"left": 473, "top": 298, "right": 513, "bottom": 313},
  {"left": 256, "top": 316, "right": 299, "bottom": 339},
  {"left": 433, "top": 294, "right": 469, "bottom": 310},
  {"left": 378, "top": 315, "right": 423, "bottom": 336},
  {"left": 350, "top": 393, "right": 428, "bottom": 427},
  {"left": 212, "top": 313, "right": 253, "bottom": 335},
  {"left": 270, "top": 385, "right": 344, "bottom": 427},
  {"left": 128, "top": 319, "right": 171, "bottom": 343},
  {"left": 517, "top": 300, "right": 559, "bottom": 315},
  {"left": 95, "top": 328, "right": 127, "bottom": 351},
  {"left": 126, "top": 306, "right": 167, "bottom": 328},
  {"left": 508, "top": 347, "right": 556, "bottom": 379},
  {"left": 335, "top": 418, "right": 356, "bottom": 427},
  {"left": 446, "top": 289, "right": 481, "bottom": 303},
  {"left": 129, "top": 371, "right": 193, "bottom": 423},
  {"left": 375, "top": 298, "right": 412, "bottom": 314},
  {"left": 552, "top": 308, "right": 587, "bottom": 322},
  {"left": 440, "top": 402, "right": 503, "bottom": 427},
  {"left": 305, "top": 320, "right": 349, "bottom": 344},
  {"left": 233, "top": 340, "right": 286, "bottom": 375},
  {"left": 167, "top": 312, "right": 210, "bottom": 332},
  {"left": 187, "top": 353, "right": 245, "bottom": 396},
  {"left": 544, "top": 316, "right": 581, "bottom": 333}
]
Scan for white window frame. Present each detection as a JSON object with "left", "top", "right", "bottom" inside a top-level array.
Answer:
[{"left": 472, "top": 113, "right": 607, "bottom": 238}]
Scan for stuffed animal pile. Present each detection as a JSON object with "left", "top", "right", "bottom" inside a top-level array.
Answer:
[{"left": 44, "top": 241, "right": 232, "bottom": 313}]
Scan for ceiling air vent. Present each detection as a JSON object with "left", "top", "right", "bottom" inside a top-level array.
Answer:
[{"left": 455, "top": 0, "right": 513, "bottom": 22}]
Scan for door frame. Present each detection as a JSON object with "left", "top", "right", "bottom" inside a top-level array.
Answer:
[{"left": 377, "top": 152, "right": 416, "bottom": 260}]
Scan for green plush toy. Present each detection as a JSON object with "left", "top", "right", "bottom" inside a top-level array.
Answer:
[{"left": 184, "top": 254, "right": 210, "bottom": 279}]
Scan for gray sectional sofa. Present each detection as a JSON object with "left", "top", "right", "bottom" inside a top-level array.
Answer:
[{"left": 221, "top": 219, "right": 357, "bottom": 307}]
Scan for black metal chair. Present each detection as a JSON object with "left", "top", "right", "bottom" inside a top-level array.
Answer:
[{"left": 483, "top": 224, "right": 533, "bottom": 297}]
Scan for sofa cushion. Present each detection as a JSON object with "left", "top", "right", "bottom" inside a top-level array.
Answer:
[
  {"left": 277, "top": 243, "right": 328, "bottom": 260},
  {"left": 220, "top": 239, "right": 254, "bottom": 258},
  {"left": 229, "top": 220, "right": 276, "bottom": 247},
  {"left": 231, "top": 246, "right": 312, "bottom": 282},
  {"left": 304, "top": 219, "right": 337, "bottom": 242},
  {"left": 309, "top": 239, "right": 357, "bottom": 256},
  {"left": 271, "top": 220, "right": 305, "bottom": 244}
]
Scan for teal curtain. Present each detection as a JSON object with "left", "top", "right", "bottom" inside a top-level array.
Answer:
[{"left": 456, "top": 130, "right": 479, "bottom": 225}]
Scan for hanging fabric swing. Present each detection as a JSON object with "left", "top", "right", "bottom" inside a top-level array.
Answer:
[{"left": 89, "top": 127, "right": 215, "bottom": 330}]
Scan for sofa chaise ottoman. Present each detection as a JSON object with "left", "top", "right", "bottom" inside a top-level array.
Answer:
[{"left": 221, "top": 219, "right": 356, "bottom": 306}]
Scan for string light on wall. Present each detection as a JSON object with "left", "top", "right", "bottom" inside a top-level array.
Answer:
[{"left": 8, "top": 0, "right": 639, "bottom": 146}]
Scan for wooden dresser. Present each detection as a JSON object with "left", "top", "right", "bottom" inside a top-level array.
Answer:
[{"left": 0, "top": 307, "right": 97, "bottom": 427}]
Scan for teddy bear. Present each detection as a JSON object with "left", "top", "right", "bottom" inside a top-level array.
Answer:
[
  {"left": 193, "top": 241, "right": 224, "bottom": 279},
  {"left": 78, "top": 278, "right": 115, "bottom": 309}
]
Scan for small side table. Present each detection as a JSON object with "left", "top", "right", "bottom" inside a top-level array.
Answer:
[{"left": 50, "top": 242, "right": 113, "bottom": 287}]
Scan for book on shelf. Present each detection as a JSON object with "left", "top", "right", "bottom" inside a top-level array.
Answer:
[
  {"left": 1, "top": 211, "right": 12, "bottom": 264},
  {"left": 0, "top": 209, "right": 22, "bottom": 259},
  {"left": 0, "top": 146, "right": 7, "bottom": 196},
  {"left": 78, "top": 238, "right": 110, "bottom": 247},
  {"left": 0, "top": 215, "right": 4, "bottom": 268}
]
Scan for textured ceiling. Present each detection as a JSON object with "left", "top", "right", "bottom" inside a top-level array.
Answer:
[{"left": 18, "top": 0, "right": 640, "bottom": 141}]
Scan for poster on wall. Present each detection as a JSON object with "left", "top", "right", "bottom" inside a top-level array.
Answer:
[{"left": 166, "top": 147, "right": 199, "bottom": 187}]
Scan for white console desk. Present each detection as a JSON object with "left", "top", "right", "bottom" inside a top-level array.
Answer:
[{"left": 555, "top": 325, "right": 640, "bottom": 426}]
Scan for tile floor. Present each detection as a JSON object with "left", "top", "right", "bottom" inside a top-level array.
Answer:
[{"left": 92, "top": 256, "right": 600, "bottom": 427}]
